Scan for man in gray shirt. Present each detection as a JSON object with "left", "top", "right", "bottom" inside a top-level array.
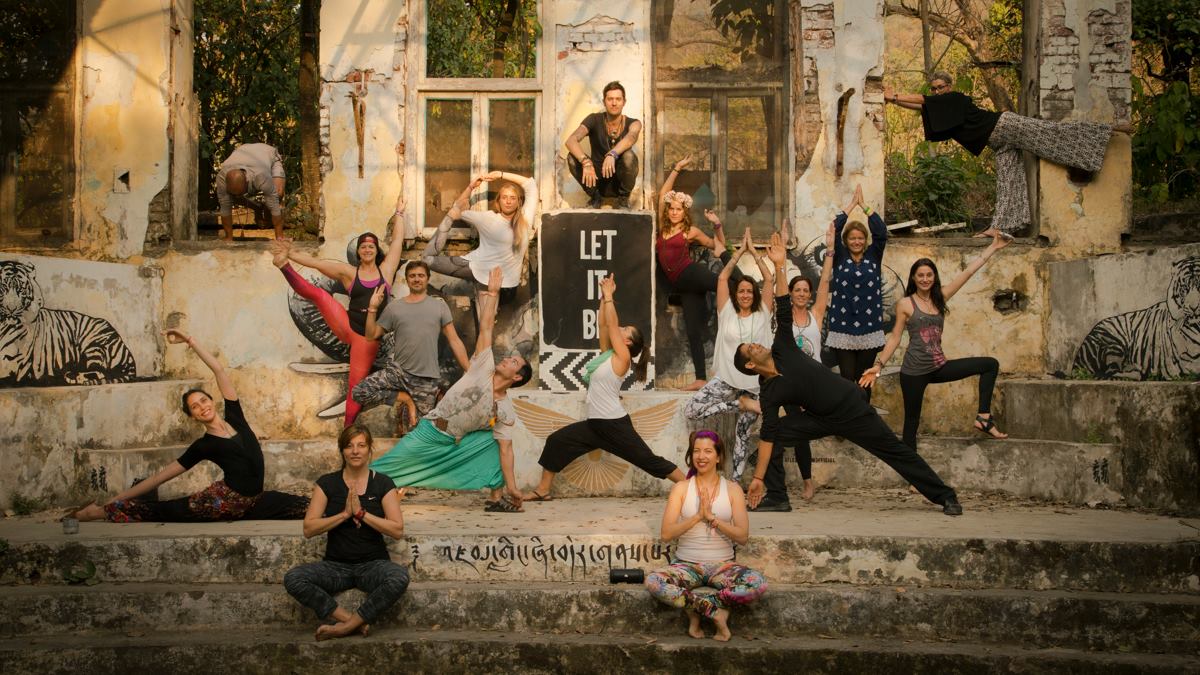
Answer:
[
  {"left": 355, "top": 261, "right": 471, "bottom": 432},
  {"left": 215, "top": 143, "right": 286, "bottom": 240}
]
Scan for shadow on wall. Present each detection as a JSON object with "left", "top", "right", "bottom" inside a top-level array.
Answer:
[
  {"left": 1072, "top": 255, "right": 1200, "bottom": 380},
  {"left": 0, "top": 260, "right": 137, "bottom": 387}
]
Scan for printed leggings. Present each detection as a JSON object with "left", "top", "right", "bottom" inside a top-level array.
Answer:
[
  {"left": 683, "top": 377, "right": 758, "bottom": 479},
  {"left": 645, "top": 560, "right": 767, "bottom": 618},
  {"left": 900, "top": 357, "right": 999, "bottom": 451},
  {"left": 284, "top": 558, "right": 410, "bottom": 624},
  {"left": 103, "top": 481, "right": 308, "bottom": 523},
  {"left": 280, "top": 265, "right": 379, "bottom": 426}
]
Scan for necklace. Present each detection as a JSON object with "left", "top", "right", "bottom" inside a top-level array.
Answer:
[
  {"left": 736, "top": 311, "right": 757, "bottom": 343},
  {"left": 605, "top": 114, "right": 626, "bottom": 144}
]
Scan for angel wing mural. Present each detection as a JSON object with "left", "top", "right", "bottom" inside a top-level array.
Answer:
[{"left": 513, "top": 398, "right": 679, "bottom": 492}]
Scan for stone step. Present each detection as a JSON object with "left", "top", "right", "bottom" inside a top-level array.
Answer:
[
  {"left": 5, "top": 497, "right": 1198, "bottom": 593},
  {"left": 4, "top": 581, "right": 1197, "bottom": 655},
  {"left": 0, "top": 379, "right": 206, "bottom": 509},
  {"left": 1, "top": 627, "right": 1195, "bottom": 674}
]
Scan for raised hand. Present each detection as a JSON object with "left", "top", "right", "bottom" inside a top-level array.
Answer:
[
  {"left": 674, "top": 155, "right": 693, "bottom": 172},
  {"left": 766, "top": 231, "right": 788, "bottom": 266},
  {"left": 853, "top": 184, "right": 864, "bottom": 209},
  {"left": 480, "top": 170, "right": 503, "bottom": 182},
  {"left": 164, "top": 329, "right": 191, "bottom": 345},
  {"left": 989, "top": 230, "right": 1013, "bottom": 250},
  {"left": 368, "top": 285, "right": 387, "bottom": 311},
  {"left": 702, "top": 208, "right": 721, "bottom": 225},
  {"left": 826, "top": 219, "right": 836, "bottom": 250},
  {"left": 599, "top": 273, "right": 616, "bottom": 300},
  {"left": 394, "top": 194, "right": 406, "bottom": 213}
]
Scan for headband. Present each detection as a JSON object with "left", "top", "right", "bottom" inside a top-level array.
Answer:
[
  {"left": 694, "top": 430, "right": 721, "bottom": 443},
  {"left": 663, "top": 191, "right": 694, "bottom": 209}
]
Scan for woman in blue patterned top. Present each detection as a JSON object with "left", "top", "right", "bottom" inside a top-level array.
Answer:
[{"left": 825, "top": 185, "right": 888, "bottom": 402}]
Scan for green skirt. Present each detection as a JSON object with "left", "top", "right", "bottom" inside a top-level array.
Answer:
[{"left": 370, "top": 419, "right": 503, "bottom": 490}]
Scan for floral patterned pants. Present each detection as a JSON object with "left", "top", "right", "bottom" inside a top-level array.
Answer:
[{"left": 645, "top": 560, "right": 767, "bottom": 618}]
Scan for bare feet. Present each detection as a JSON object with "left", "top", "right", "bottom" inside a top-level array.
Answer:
[
  {"left": 74, "top": 503, "right": 105, "bottom": 522},
  {"left": 974, "top": 227, "right": 1000, "bottom": 239},
  {"left": 681, "top": 379, "right": 707, "bottom": 392},
  {"left": 1112, "top": 123, "right": 1134, "bottom": 135},
  {"left": 315, "top": 618, "right": 365, "bottom": 641},
  {"left": 801, "top": 479, "right": 815, "bottom": 501},
  {"left": 686, "top": 610, "right": 704, "bottom": 639},
  {"left": 737, "top": 395, "right": 761, "bottom": 414},
  {"left": 711, "top": 608, "right": 732, "bottom": 642}
]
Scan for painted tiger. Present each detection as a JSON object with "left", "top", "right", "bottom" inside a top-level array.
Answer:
[
  {"left": 1072, "top": 255, "right": 1200, "bottom": 380},
  {"left": 0, "top": 259, "right": 137, "bottom": 386}
]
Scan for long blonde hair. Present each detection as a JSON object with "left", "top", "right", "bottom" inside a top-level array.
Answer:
[{"left": 492, "top": 181, "right": 529, "bottom": 253}]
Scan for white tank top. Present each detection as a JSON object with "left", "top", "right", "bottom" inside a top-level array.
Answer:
[
  {"left": 675, "top": 477, "right": 735, "bottom": 563},
  {"left": 791, "top": 309, "right": 823, "bottom": 359},
  {"left": 586, "top": 358, "right": 628, "bottom": 420}
]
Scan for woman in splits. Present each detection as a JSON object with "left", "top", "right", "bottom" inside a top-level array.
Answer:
[
  {"left": 523, "top": 274, "right": 685, "bottom": 501},
  {"left": 860, "top": 230, "right": 1012, "bottom": 449},
  {"left": 826, "top": 185, "right": 888, "bottom": 402},
  {"left": 684, "top": 228, "right": 774, "bottom": 480},
  {"left": 645, "top": 430, "right": 767, "bottom": 641},
  {"left": 73, "top": 330, "right": 308, "bottom": 523},
  {"left": 657, "top": 156, "right": 729, "bottom": 391},
  {"left": 424, "top": 170, "right": 537, "bottom": 304},
  {"left": 284, "top": 424, "right": 408, "bottom": 641},
  {"left": 886, "top": 71, "right": 1128, "bottom": 235},
  {"left": 271, "top": 196, "right": 407, "bottom": 426}
]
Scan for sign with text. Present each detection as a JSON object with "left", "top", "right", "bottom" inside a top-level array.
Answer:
[{"left": 538, "top": 211, "right": 653, "bottom": 389}]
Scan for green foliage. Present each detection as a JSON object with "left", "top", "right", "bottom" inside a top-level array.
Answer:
[
  {"left": 885, "top": 143, "right": 995, "bottom": 227},
  {"left": 10, "top": 493, "right": 42, "bottom": 516},
  {"left": 194, "top": 0, "right": 302, "bottom": 212},
  {"left": 426, "top": 0, "right": 540, "bottom": 78},
  {"left": 0, "top": 538, "right": 8, "bottom": 554},
  {"left": 63, "top": 560, "right": 99, "bottom": 586},
  {"left": 709, "top": 0, "right": 777, "bottom": 61}
]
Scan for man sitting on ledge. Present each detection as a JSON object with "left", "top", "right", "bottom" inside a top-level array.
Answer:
[{"left": 565, "top": 80, "right": 642, "bottom": 209}]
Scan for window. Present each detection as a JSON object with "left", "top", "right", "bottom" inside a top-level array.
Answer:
[
  {"left": 412, "top": 1, "right": 543, "bottom": 233},
  {"left": 0, "top": 3, "right": 76, "bottom": 245},
  {"left": 653, "top": 0, "right": 787, "bottom": 236}
]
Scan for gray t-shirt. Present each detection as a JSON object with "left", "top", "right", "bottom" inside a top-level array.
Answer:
[
  {"left": 215, "top": 143, "right": 285, "bottom": 217},
  {"left": 377, "top": 295, "right": 453, "bottom": 378},
  {"left": 427, "top": 350, "right": 517, "bottom": 442}
]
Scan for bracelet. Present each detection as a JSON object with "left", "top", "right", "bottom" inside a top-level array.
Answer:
[
  {"left": 354, "top": 508, "right": 366, "bottom": 521},
  {"left": 581, "top": 157, "right": 593, "bottom": 165},
  {"left": 367, "top": 308, "right": 378, "bottom": 313},
  {"left": 607, "top": 150, "right": 618, "bottom": 159},
  {"left": 712, "top": 222, "right": 722, "bottom": 228},
  {"left": 602, "top": 299, "right": 613, "bottom": 304},
  {"left": 751, "top": 476, "right": 764, "bottom": 482}
]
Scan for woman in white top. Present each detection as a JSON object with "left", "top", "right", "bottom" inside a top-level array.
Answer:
[
  {"left": 523, "top": 274, "right": 685, "bottom": 501},
  {"left": 683, "top": 228, "right": 774, "bottom": 480},
  {"left": 424, "top": 170, "right": 537, "bottom": 304},
  {"left": 646, "top": 430, "right": 767, "bottom": 641}
]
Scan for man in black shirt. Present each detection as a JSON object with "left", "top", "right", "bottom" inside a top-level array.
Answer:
[
  {"left": 565, "top": 81, "right": 642, "bottom": 208},
  {"left": 734, "top": 233, "right": 963, "bottom": 516}
]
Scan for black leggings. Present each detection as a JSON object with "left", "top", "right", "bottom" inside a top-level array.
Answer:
[
  {"left": 899, "top": 357, "right": 999, "bottom": 450},
  {"left": 665, "top": 256, "right": 738, "bottom": 381},
  {"left": 831, "top": 347, "right": 880, "bottom": 404},
  {"left": 539, "top": 416, "right": 679, "bottom": 479}
]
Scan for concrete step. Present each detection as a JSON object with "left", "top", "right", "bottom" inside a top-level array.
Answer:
[
  {"left": 0, "top": 379, "right": 206, "bottom": 509},
  {"left": 1, "top": 627, "right": 1195, "bottom": 674},
  {"left": 4, "top": 581, "right": 1197, "bottom": 655},
  {"left": 4, "top": 496, "right": 1198, "bottom": 593}
]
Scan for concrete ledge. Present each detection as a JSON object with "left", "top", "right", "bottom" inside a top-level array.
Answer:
[
  {"left": 999, "top": 380, "right": 1200, "bottom": 512},
  {"left": 6, "top": 582, "right": 1197, "bottom": 655},
  {"left": 1, "top": 628, "right": 1194, "bottom": 674}
]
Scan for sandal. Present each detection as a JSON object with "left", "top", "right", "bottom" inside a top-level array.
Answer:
[
  {"left": 484, "top": 497, "right": 523, "bottom": 513},
  {"left": 974, "top": 415, "right": 1008, "bottom": 439},
  {"left": 524, "top": 490, "right": 553, "bottom": 502}
]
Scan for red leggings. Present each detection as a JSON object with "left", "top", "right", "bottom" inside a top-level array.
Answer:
[{"left": 280, "top": 265, "right": 379, "bottom": 426}]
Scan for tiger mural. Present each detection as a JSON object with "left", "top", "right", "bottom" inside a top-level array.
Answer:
[
  {"left": 1072, "top": 255, "right": 1200, "bottom": 380},
  {"left": 0, "top": 260, "right": 137, "bottom": 386}
]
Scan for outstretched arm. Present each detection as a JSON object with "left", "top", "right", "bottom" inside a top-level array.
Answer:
[
  {"left": 860, "top": 299, "right": 913, "bottom": 388},
  {"left": 473, "top": 267, "right": 503, "bottom": 356},
  {"left": 167, "top": 330, "right": 236, "bottom": 400},
  {"left": 813, "top": 220, "right": 836, "bottom": 321},
  {"left": 284, "top": 245, "right": 356, "bottom": 288},
  {"left": 750, "top": 228, "right": 775, "bottom": 313},
  {"left": 716, "top": 228, "right": 750, "bottom": 311},
  {"left": 378, "top": 194, "right": 407, "bottom": 283},
  {"left": 884, "top": 86, "right": 925, "bottom": 110},
  {"left": 447, "top": 177, "right": 482, "bottom": 222},
  {"left": 658, "top": 155, "right": 691, "bottom": 211},
  {"left": 105, "top": 461, "right": 187, "bottom": 505},
  {"left": 941, "top": 231, "right": 1010, "bottom": 301},
  {"left": 599, "top": 274, "right": 631, "bottom": 376},
  {"left": 702, "top": 209, "right": 727, "bottom": 252},
  {"left": 597, "top": 274, "right": 612, "bottom": 352},
  {"left": 443, "top": 322, "right": 471, "bottom": 372},
  {"left": 745, "top": 439, "right": 773, "bottom": 509}
]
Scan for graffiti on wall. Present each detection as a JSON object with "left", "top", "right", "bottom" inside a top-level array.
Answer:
[
  {"left": 1072, "top": 255, "right": 1200, "bottom": 380},
  {"left": 0, "top": 260, "right": 136, "bottom": 387}
]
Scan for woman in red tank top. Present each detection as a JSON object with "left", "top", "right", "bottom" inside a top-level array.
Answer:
[{"left": 656, "top": 156, "right": 730, "bottom": 391}]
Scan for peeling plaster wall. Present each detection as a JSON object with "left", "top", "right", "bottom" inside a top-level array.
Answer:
[
  {"left": 553, "top": 1, "right": 649, "bottom": 208},
  {"left": 77, "top": 0, "right": 174, "bottom": 259},
  {"left": 791, "top": 0, "right": 886, "bottom": 246},
  {"left": 1035, "top": 0, "right": 1131, "bottom": 254}
]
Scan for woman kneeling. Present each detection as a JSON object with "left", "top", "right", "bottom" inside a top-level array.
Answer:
[
  {"left": 284, "top": 425, "right": 409, "bottom": 640},
  {"left": 645, "top": 430, "right": 767, "bottom": 641}
]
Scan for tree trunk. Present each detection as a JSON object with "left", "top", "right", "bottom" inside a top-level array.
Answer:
[
  {"left": 299, "top": 0, "right": 321, "bottom": 236},
  {"left": 919, "top": 0, "right": 933, "bottom": 78},
  {"left": 491, "top": 0, "right": 522, "bottom": 78}
]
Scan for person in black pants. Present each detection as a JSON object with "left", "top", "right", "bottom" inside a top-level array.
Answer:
[
  {"left": 860, "top": 231, "right": 1011, "bottom": 449},
  {"left": 564, "top": 81, "right": 642, "bottom": 208},
  {"left": 284, "top": 424, "right": 409, "bottom": 640},
  {"left": 734, "top": 233, "right": 962, "bottom": 516}
]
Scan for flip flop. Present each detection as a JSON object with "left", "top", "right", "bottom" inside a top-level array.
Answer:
[
  {"left": 525, "top": 490, "right": 553, "bottom": 502},
  {"left": 484, "top": 497, "right": 523, "bottom": 513}
]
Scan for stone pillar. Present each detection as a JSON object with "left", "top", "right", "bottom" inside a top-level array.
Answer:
[{"left": 1033, "top": 0, "right": 1131, "bottom": 254}]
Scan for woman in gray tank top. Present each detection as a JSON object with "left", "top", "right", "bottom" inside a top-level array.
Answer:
[{"left": 859, "top": 231, "right": 1011, "bottom": 450}]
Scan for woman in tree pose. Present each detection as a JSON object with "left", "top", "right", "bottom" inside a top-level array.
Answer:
[
  {"left": 825, "top": 185, "right": 888, "bottom": 402},
  {"left": 860, "top": 230, "right": 1012, "bottom": 449},
  {"left": 423, "top": 170, "right": 538, "bottom": 304},
  {"left": 656, "top": 155, "right": 729, "bottom": 391},
  {"left": 271, "top": 196, "right": 407, "bottom": 426},
  {"left": 683, "top": 228, "right": 775, "bottom": 480},
  {"left": 523, "top": 273, "right": 684, "bottom": 501},
  {"left": 284, "top": 424, "right": 408, "bottom": 641},
  {"left": 73, "top": 330, "right": 308, "bottom": 522},
  {"left": 645, "top": 430, "right": 767, "bottom": 642},
  {"left": 885, "top": 71, "right": 1128, "bottom": 234}
]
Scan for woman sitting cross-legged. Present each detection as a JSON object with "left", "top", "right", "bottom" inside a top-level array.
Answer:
[
  {"left": 73, "top": 329, "right": 308, "bottom": 523},
  {"left": 645, "top": 430, "right": 767, "bottom": 642},
  {"left": 284, "top": 424, "right": 409, "bottom": 641}
]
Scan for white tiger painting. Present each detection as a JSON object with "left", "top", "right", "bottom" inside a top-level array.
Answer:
[
  {"left": 1072, "top": 255, "right": 1200, "bottom": 380},
  {"left": 0, "top": 260, "right": 137, "bottom": 386}
]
